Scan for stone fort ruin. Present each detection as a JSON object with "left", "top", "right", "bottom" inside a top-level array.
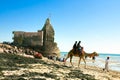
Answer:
[{"left": 12, "top": 18, "right": 60, "bottom": 56}]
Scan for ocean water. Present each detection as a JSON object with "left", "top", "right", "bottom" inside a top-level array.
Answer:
[{"left": 60, "top": 52, "right": 120, "bottom": 72}]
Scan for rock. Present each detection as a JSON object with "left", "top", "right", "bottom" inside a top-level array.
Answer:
[{"left": 0, "top": 48, "right": 3, "bottom": 53}]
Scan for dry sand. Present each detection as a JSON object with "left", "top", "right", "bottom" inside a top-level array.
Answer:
[{"left": 0, "top": 53, "right": 120, "bottom": 80}]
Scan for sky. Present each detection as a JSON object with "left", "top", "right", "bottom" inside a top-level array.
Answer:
[{"left": 0, "top": 0, "right": 120, "bottom": 53}]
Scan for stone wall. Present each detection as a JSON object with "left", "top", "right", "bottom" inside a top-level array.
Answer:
[{"left": 13, "top": 31, "right": 43, "bottom": 47}]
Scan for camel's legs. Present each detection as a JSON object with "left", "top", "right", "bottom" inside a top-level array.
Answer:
[
  {"left": 65, "top": 56, "right": 69, "bottom": 62},
  {"left": 70, "top": 56, "right": 73, "bottom": 67},
  {"left": 64, "top": 54, "right": 69, "bottom": 65},
  {"left": 82, "top": 57, "right": 86, "bottom": 68},
  {"left": 78, "top": 57, "right": 81, "bottom": 67}
]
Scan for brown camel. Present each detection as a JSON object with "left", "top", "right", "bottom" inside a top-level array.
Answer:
[
  {"left": 64, "top": 49, "right": 98, "bottom": 67},
  {"left": 64, "top": 49, "right": 86, "bottom": 67}
]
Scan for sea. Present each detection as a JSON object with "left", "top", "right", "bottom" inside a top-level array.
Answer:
[{"left": 60, "top": 52, "right": 120, "bottom": 72}]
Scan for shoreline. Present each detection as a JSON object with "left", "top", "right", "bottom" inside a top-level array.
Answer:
[
  {"left": 62, "top": 59, "right": 120, "bottom": 80},
  {"left": 64, "top": 54, "right": 120, "bottom": 72},
  {"left": 65, "top": 59, "right": 120, "bottom": 73}
]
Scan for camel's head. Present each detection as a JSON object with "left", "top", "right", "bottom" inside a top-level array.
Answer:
[{"left": 93, "top": 52, "right": 99, "bottom": 56}]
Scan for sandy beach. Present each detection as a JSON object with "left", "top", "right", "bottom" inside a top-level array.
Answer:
[{"left": 0, "top": 53, "right": 120, "bottom": 80}]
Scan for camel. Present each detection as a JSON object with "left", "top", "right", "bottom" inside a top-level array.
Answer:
[
  {"left": 64, "top": 49, "right": 98, "bottom": 67},
  {"left": 64, "top": 49, "right": 86, "bottom": 67}
]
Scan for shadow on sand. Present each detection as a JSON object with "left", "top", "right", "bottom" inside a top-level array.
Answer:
[{"left": 0, "top": 53, "right": 96, "bottom": 80}]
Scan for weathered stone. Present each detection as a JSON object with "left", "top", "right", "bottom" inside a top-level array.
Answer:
[{"left": 12, "top": 18, "right": 60, "bottom": 57}]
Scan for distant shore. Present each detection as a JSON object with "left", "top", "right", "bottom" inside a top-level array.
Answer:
[{"left": 0, "top": 53, "right": 120, "bottom": 80}]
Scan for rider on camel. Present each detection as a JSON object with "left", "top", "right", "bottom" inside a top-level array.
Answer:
[
  {"left": 76, "top": 41, "right": 82, "bottom": 54},
  {"left": 73, "top": 41, "right": 77, "bottom": 53},
  {"left": 81, "top": 47, "right": 84, "bottom": 55}
]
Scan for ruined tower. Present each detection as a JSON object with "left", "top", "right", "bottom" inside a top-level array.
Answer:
[
  {"left": 42, "top": 18, "right": 60, "bottom": 56},
  {"left": 42, "top": 18, "right": 54, "bottom": 45},
  {"left": 12, "top": 18, "right": 60, "bottom": 57}
]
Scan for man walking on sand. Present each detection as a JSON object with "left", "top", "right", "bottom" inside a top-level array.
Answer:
[{"left": 103, "top": 57, "right": 110, "bottom": 72}]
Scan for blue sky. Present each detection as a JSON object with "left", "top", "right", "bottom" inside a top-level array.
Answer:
[{"left": 0, "top": 0, "right": 120, "bottom": 53}]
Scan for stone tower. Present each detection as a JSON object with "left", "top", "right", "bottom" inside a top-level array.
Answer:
[
  {"left": 12, "top": 18, "right": 60, "bottom": 57},
  {"left": 42, "top": 18, "right": 60, "bottom": 56},
  {"left": 42, "top": 18, "right": 54, "bottom": 45}
]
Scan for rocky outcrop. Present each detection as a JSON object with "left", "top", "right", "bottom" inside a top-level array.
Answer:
[
  {"left": 0, "top": 43, "right": 43, "bottom": 59},
  {"left": 42, "top": 42, "right": 60, "bottom": 57},
  {"left": 0, "top": 43, "right": 30, "bottom": 54}
]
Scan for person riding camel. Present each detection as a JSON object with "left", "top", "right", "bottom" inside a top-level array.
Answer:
[
  {"left": 73, "top": 41, "right": 77, "bottom": 53},
  {"left": 81, "top": 47, "right": 84, "bottom": 55},
  {"left": 76, "top": 41, "right": 82, "bottom": 54}
]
